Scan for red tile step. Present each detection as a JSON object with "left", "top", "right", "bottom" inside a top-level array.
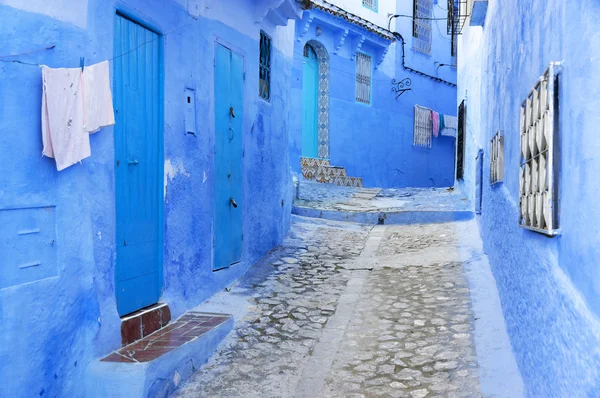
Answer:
[
  {"left": 103, "top": 312, "right": 231, "bottom": 363},
  {"left": 120, "top": 302, "right": 172, "bottom": 346}
]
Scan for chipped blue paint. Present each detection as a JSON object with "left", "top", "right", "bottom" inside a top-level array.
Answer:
[{"left": 0, "top": 1, "right": 296, "bottom": 396}]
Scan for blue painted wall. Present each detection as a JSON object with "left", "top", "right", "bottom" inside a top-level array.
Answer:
[
  {"left": 0, "top": 1, "right": 295, "bottom": 396},
  {"left": 289, "top": 3, "right": 457, "bottom": 188},
  {"left": 458, "top": 0, "right": 600, "bottom": 395}
]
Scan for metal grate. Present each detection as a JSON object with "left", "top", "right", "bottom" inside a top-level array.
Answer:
[
  {"left": 356, "top": 52, "right": 372, "bottom": 104},
  {"left": 412, "top": 0, "right": 433, "bottom": 55},
  {"left": 490, "top": 130, "right": 504, "bottom": 184},
  {"left": 413, "top": 105, "right": 432, "bottom": 148},
  {"left": 362, "top": 0, "right": 377, "bottom": 11},
  {"left": 447, "top": 0, "right": 468, "bottom": 35},
  {"left": 519, "top": 63, "right": 561, "bottom": 236},
  {"left": 456, "top": 100, "right": 466, "bottom": 179},
  {"left": 259, "top": 31, "right": 271, "bottom": 101}
]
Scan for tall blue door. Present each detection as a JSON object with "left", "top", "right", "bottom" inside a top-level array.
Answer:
[
  {"left": 302, "top": 46, "right": 319, "bottom": 158},
  {"left": 114, "top": 14, "right": 163, "bottom": 316},
  {"left": 214, "top": 44, "right": 244, "bottom": 271}
]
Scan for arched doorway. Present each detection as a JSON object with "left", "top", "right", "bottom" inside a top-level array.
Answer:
[{"left": 302, "top": 40, "right": 329, "bottom": 159}]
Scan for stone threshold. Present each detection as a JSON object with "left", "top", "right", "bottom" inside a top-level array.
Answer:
[
  {"left": 87, "top": 312, "right": 233, "bottom": 397},
  {"left": 104, "top": 312, "right": 230, "bottom": 363}
]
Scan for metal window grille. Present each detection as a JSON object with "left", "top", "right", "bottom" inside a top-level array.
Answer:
[
  {"left": 413, "top": 105, "right": 432, "bottom": 148},
  {"left": 259, "top": 31, "right": 271, "bottom": 101},
  {"left": 356, "top": 52, "right": 372, "bottom": 104},
  {"left": 519, "top": 62, "right": 561, "bottom": 236},
  {"left": 447, "top": 0, "right": 468, "bottom": 35},
  {"left": 412, "top": 0, "right": 433, "bottom": 55},
  {"left": 362, "top": 0, "right": 377, "bottom": 10},
  {"left": 456, "top": 100, "right": 466, "bottom": 179},
  {"left": 490, "top": 130, "right": 504, "bottom": 184}
]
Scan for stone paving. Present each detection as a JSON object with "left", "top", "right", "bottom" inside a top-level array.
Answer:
[
  {"left": 295, "top": 181, "right": 471, "bottom": 213},
  {"left": 173, "top": 216, "right": 516, "bottom": 398}
]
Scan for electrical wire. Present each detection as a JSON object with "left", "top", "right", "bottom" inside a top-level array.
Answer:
[{"left": 0, "top": 24, "right": 188, "bottom": 68}]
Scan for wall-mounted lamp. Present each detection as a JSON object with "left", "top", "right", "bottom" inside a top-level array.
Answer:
[{"left": 316, "top": 26, "right": 322, "bottom": 36}]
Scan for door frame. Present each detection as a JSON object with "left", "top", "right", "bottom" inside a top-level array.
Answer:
[
  {"left": 211, "top": 38, "right": 246, "bottom": 272},
  {"left": 113, "top": 9, "right": 165, "bottom": 311}
]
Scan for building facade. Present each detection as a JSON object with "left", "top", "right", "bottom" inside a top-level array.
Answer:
[
  {"left": 291, "top": 0, "right": 458, "bottom": 188},
  {"left": 457, "top": 0, "right": 600, "bottom": 395},
  {"left": 0, "top": 0, "right": 300, "bottom": 396}
]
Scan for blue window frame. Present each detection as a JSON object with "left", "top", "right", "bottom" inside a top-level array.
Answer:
[
  {"left": 259, "top": 31, "right": 271, "bottom": 101},
  {"left": 362, "top": 0, "right": 378, "bottom": 11}
]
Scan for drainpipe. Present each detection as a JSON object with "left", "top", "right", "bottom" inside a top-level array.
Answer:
[{"left": 388, "top": 15, "right": 457, "bottom": 87}]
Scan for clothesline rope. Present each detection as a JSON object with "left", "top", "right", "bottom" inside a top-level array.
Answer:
[{"left": 0, "top": 23, "right": 189, "bottom": 68}]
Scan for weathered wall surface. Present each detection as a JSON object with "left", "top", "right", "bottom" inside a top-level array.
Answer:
[
  {"left": 0, "top": 1, "right": 295, "bottom": 396},
  {"left": 290, "top": 1, "right": 457, "bottom": 188},
  {"left": 458, "top": 0, "right": 600, "bottom": 395}
]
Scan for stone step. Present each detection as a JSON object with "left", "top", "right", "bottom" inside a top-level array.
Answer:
[
  {"left": 120, "top": 303, "right": 171, "bottom": 346},
  {"left": 86, "top": 312, "right": 233, "bottom": 398},
  {"left": 300, "top": 157, "right": 363, "bottom": 187}
]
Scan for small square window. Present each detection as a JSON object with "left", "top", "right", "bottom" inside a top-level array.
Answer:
[
  {"left": 259, "top": 31, "right": 271, "bottom": 101},
  {"left": 356, "top": 52, "right": 372, "bottom": 104},
  {"left": 362, "top": 0, "right": 377, "bottom": 11},
  {"left": 490, "top": 130, "right": 504, "bottom": 184}
]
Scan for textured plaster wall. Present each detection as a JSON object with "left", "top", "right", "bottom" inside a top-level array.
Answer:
[
  {"left": 327, "top": 0, "right": 397, "bottom": 30},
  {"left": 290, "top": 3, "right": 457, "bottom": 188},
  {"left": 458, "top": 0, "right": 600, "bottom": 395},
  {"left": 0, "top": 0, "right": 295, "bottom": 396}
]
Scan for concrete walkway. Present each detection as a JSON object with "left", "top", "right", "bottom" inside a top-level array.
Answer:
[{"left": 173, "top": 216, "right": 523, "bottom": 398}]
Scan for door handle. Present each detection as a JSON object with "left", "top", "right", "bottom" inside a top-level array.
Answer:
[
  {"left": 230, "top": 197, "right": 238, "bottom": 208},
  {"left": 230, "top": 107, "right": 235, "bottom": 118},
  {"left": 128, "top": 159, "right": 139, "bottom": 166}
]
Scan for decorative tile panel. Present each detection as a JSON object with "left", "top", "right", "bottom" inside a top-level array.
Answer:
[{"left": 306, "top": 40, "right": 330, "bottom": 159}]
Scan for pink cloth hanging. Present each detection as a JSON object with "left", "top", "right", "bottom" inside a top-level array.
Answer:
[{"left": 431, "top": 111, "right": 440, "bottom": 137}]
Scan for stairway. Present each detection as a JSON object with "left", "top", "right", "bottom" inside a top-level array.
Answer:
[{"left": 300, "top": 157, "right": 363, "bottom": 187}]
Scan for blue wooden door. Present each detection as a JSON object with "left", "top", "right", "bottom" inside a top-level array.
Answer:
[
  {"left": 214, "top": 44, "right": 244, "bottom": 271},
  {"left": 302, "top": 46, "right": 319, "bottom": 158},
  {"left": 114, "top": 14, "right": 163, "bottom": 316}
]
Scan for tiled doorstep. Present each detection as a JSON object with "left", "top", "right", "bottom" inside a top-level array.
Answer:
[{"left": 86, "top": 312, "right": 233, "bottom": 398}]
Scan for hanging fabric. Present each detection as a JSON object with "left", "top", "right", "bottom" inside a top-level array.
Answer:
[
  {"left": 41, "top": 61, "right": 115, "bottom": 170},
  {"left": 431, "top": 111, "right": 440, "bottom": 137},
  {"left": 41, "top": 66, "right": 90, "bottom": 171},
  {"left": 83, "top": 61, "right": 115, "bottom": 134}
]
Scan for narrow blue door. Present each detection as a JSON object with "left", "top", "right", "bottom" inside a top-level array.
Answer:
[
  {"left": 114, "top": 14, "right": 163, "bottom": 316},
  {"left": 302, "top": 46, "right": 319, "bottom": 158},
  {"left": 214, "top": 44, "right": 244, "bottom": 271}
]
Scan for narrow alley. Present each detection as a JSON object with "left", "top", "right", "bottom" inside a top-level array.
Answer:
[
  {"left": 4, "top": 0, "right": 600, "bottom": 397},
  {"left": 171, "top": 184, "right": 520, "bottom": 398}
]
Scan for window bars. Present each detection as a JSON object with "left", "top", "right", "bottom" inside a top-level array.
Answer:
[
  {"left": 259, "top": 31, "right": 271, "bottom": 101},
  {"left": 412, "top": 0, "right": 433, "bottom": 55},
  {"left": 356, "top": 52, "right": 372, "bottom": 104},
  {"left": 490, "top": 130, "right": 504, "bottom": 184},
  {"left": 519, "top": 62, "right": 561, "bottom": 236},
  {"left": 413, "top": 105, "right": 432, "bottom": 148},
  {"left": 456, "top": 100, "right": 466, "bottom": 179},
  {"left": 447, "top": 0, "right": 468, "bottom": 35},
  {"left": 362, "top": 0, "right": 377, "bottom": 11}
]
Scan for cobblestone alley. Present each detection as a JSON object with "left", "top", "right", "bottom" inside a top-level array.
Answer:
[{"left": 174, "top": 214, "right": 521, "bottom": 398}]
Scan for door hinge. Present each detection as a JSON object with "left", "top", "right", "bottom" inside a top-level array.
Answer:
[
  {"left": 243, "top": 72, "right": 246, "bottom": 81},
  {"left": 124, "top": 240, "right": 127, "bottom": 246}
]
